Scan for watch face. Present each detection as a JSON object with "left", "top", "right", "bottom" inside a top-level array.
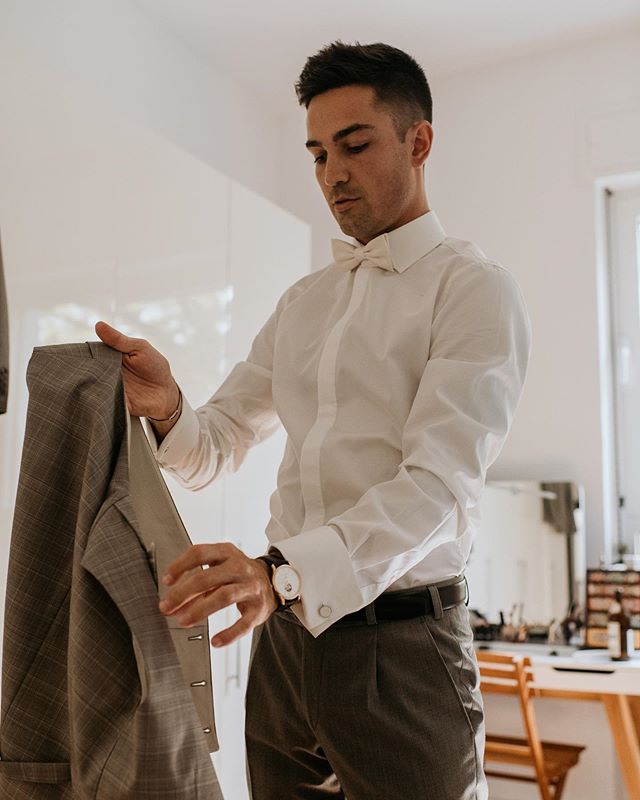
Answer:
[{"left": 273, "top": 564, "right": 301, "bottom": 600}]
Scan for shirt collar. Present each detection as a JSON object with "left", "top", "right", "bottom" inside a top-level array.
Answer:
[{"left": 349, "top": 211, "right": 446, "bottom": 274}]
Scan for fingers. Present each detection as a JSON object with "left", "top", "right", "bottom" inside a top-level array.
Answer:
[
  {"left": 158, "top": 542, "right": 277, "bottom": 646},
  {"left": 160, "top": 562, "right": 238, "bottom": 615},
  {"left": 95, "top": 321, "right": 141, "bottom": 354},
  {"left": 211, "top": 609, "right": 260, "bottom": 648},
  {"left": 159, "top": 566, "right": 218, "bottom": 615},
  {"left": 163, "top": 542, "right": 238, "bottom": 587},
  {"left": 170, "top": 583, "right": 254, "bottom": 629}
]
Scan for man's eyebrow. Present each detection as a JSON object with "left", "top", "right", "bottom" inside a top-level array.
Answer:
[{"left": 305, "top": 123, "right": 375, "bottom": 149}]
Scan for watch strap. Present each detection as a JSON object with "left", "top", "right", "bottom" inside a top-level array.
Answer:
[
  {"left": 256, "top": 553, "right": 300, "bottom": 609},
  {"left": 256, "top": 552, "right": 289, "bottom": 571}
]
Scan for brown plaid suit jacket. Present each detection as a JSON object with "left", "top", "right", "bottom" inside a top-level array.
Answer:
[{"left": 0, "top": 342, "right": 222, "bottom": 799}]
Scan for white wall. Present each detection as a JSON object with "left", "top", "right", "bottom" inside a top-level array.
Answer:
[
  {"left": 0, "top": 0, "right": 290, "bottom": 559},
  {"left": 0, "top": 0, "right": 282, "bottom": 206},
  {"left": 277, "top": 28, "right": 640, "bottom": 569},
  {"left": 0, "top": 95, "right": 309, "bottom": 797},
  {"left": 0, "top": 5, "right": 310, "bottom": 797}
]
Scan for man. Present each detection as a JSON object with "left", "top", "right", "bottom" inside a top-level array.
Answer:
[{"left": 97, "top": 42, "right": 531, "bottom": 800}]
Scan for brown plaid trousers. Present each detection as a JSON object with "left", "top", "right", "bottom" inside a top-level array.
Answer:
[{"left": 0, "top": 342, "right": 222, "bottom": 799}]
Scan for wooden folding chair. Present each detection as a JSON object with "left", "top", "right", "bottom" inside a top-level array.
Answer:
[{"left": 477, "top": 650, "right": 585, "bottom": 800}]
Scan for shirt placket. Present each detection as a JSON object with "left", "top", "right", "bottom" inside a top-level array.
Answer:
[{"left": 298, "top": 266, "right": 372, "bottom": 531}]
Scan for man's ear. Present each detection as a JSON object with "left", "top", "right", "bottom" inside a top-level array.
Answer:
[{"left": 410, "top": 121, "right": 433, "bottom": 167}]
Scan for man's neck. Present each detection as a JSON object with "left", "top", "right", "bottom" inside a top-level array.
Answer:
[{"left": 358, "top": 203, "right": 431, "bottom": 245}]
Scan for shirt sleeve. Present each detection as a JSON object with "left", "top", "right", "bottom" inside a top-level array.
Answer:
[
  {"left": 146, "top": 294, "right": 284, "bottom": 490},
  {"left": 277, "top": 262, "right": 532, "bottom": 636}
]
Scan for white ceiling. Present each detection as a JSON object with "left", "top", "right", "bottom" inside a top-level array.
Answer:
[{"left": 134, "top": 0, "right": 640, "bottom": 112}]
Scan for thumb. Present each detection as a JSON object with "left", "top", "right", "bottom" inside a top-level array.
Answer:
[{"left": 95, "top": 320, "right": 137, "bottom": 354}]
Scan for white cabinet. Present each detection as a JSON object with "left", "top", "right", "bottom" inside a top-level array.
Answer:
[
  {"left": 0, "top": 92, "right": 310, "bottom": 800},
  {"left": 211, "top": 182, "right": 309, "bottom": 797}
]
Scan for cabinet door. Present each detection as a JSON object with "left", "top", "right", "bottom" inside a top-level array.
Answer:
[
  {"left": 212, "top": 182, "right": 310, "bottom": 798},
  {"left": 0, "top": 90, "right": 118, "bottom": 601},
  {"left": 111, "top": 118, "right": 230, "bottom": 548},
  {"left": 222, "top": 181, "right": 310, "bottom": 555},
  {"left": 0, "top": 81, "right": 310, "bottom": 800},
  {"left": 609, "top": 187, "right": 640, "bottom": 554}
]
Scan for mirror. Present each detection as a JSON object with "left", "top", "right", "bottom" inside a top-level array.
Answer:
[{"left": 466, "top": 481, "right": 586, "bottom": 634}]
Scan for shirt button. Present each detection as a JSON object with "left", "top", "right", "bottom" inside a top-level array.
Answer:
[{"left": 319, "top": 605, "right": 332, "bottom": 619}]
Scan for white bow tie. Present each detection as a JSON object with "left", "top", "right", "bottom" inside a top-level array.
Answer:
[{"left": 331, "top": 235, "right": 395, "bottom": 272}]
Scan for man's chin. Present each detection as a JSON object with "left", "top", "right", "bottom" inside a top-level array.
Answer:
[{"left": 333, "top": 213, "right": 365, "bottom": 241}]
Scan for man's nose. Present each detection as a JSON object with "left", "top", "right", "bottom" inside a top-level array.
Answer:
[{"left": 323, "top": 154, "right": 349, "bottom": 187}]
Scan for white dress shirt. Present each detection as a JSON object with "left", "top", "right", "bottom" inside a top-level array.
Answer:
[{"left": 152, "top": 211, "right": 531, "bottom": 637}]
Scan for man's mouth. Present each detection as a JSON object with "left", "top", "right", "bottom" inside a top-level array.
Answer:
[{"left": 333, "top": 197, "right": 360, "bottom": 211}]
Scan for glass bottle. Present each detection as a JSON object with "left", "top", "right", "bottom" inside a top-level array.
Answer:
[{"left": 607, "top": 589, "right": 634, "bottom": 661}]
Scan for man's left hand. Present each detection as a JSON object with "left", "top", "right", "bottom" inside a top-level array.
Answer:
[{"left": 158, "top": 542, "right": 277, "bottom": 647}]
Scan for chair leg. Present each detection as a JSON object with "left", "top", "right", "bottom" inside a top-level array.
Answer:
[{"left": 552, "top": 774, "right": 567, "bottom": 800}]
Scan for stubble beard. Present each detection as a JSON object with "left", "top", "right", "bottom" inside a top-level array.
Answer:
[
  {"left": 334, "top": 192, "right": 407, "bottom": 244},
  {"left": 330, "top": 161, "right": 413, "bottom": 243},
  {"left": 333, "top": 200, "right": 379, "bottom": 243}
]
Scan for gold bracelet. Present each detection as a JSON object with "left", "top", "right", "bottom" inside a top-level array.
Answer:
[{"left": 148, "top": 386, "right": 182, "bottom": 423}]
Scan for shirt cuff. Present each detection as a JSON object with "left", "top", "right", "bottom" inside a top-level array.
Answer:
[
  {"left": 276, "top": 526, "right": 363, "bottom": 637},
  {"left": 144, "top": 397, "right": 201, "bottom": 466}
]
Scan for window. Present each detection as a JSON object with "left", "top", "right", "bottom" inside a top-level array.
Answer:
[{"left": 607, "top": 185, "right": 640, "bottom": 557}]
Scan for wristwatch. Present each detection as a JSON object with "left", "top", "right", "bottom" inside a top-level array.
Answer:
[{"left": 257, "top": 552, "right": 301, "bottom": 609}]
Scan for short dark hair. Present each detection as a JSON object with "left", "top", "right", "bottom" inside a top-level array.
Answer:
[{"left": 295, "top": 41, "right": 432, "bottom": 140}]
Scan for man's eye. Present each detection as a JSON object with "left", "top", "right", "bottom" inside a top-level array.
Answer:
[
  {"left": 313, "top": 154, "right": 326, "bottom": 164},
  {"left": 348, "top": 144, "right": 369, "bottom": 154}
]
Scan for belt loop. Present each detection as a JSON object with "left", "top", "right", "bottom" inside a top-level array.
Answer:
[
  {"left": 428, "top": 585, "right": 443, "bottom": 620},
  {"left": 365, "top": 602, "right": 377, "bottom": 625},
  {"left": 463, "top": 575, "right": 470, "bottom": 607}
]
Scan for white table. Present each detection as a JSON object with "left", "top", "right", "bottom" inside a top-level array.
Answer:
[{"left": 477, "top": 643, "right": 640, "bottom": 798}]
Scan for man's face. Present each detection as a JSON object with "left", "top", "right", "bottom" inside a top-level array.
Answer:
[{"left": 305, "top": 85, "right": 426, "bottom": 244}]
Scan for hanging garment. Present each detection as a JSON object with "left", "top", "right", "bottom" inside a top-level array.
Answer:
[{"left": 0, "top": 342, "right": 222, "bottom": 800}]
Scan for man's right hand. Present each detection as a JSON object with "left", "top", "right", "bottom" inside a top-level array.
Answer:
[{"left": 95, "top": 321, "right": 180, "bottom": 423}]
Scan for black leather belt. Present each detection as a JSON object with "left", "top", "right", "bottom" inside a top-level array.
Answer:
[{"left": 334, "top": 577, "right": 468, "bottom": 625}]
